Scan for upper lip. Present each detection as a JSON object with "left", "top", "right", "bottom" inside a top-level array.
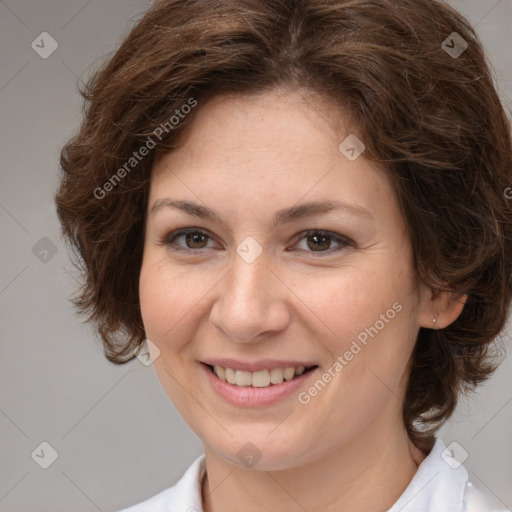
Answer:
[{"left": 201, "top": 358, "right": 318, "bottom": 372}]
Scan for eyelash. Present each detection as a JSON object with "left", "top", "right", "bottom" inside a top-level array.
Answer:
[{"left": 161, "top": 227, "right": 353, "bottom": 257}]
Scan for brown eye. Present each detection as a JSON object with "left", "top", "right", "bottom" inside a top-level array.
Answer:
[
  {"left": 306, "top": 233, "right": 332, "bottom": 251},
  {"left": 183, "top": 232, "right": 209, "bottom": 249},
  {"left": 164, "top": 229, "right": 213, "bottom": 250},
  {"left": 294, "top": 230, "right": 352, "bottom": 256}
]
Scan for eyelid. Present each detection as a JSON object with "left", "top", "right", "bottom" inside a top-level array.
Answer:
[
  {"left": 162, "top": 227, "right": 219, "bottom": 250},
  {"left": 161, "top": 227, "right": 353, "bottom": 255},
  {"left": 290, "top": 229, "right": 353, "bottom": 255}
]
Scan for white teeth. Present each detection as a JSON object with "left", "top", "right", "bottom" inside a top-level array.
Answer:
[
  {"left": 214, "top": 365, "right": 225, "bottom": 380},
  {"left": 252, "top": 370, "right": 271, "bottom": 387},
  {"left": 283, "top": 367, "right": 295, "bottom": 381},
  {"left": 295, "top": 366, "right": 305, "bottom": 375},
  {"left": 270, "top": 368, "right": 284, "bottom": 384},
  {"left": 211, "top": 364, "right": 313, "bottom": 387},
  {"left": 225, "top": 367, "right": 236, "bottom": 385},
  {"left": 235, "top": 370, "right": 252, "bottom": 386}
]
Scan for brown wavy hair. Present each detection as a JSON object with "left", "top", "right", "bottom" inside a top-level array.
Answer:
[{"left": 55, "top": 0, "right": 512, "bottom": 452}]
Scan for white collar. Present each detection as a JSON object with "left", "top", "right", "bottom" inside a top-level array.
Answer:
[
  {"left": 387, "top": 437, "right": 469, "bottom": 511},
  {"left": 119, "top": 437, "right": 504, "bottom": 512},
  {"left": 171, "top": 437, "right": 470, "bottom": 512}
]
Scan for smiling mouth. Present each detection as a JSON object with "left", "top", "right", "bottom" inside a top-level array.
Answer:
[{"left": 204, "top": 363, "right": 318, "bottom": 388}]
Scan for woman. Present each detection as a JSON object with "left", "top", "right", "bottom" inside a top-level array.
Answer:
[{"left": 55, "top": 0, "right": 512, "bottom": 511}]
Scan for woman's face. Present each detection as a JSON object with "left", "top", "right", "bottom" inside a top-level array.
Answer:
[{"left": 139, "top": 87, "right": 432, "bottom": 470}]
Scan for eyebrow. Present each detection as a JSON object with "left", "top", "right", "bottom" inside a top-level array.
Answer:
[{"left": 150, "top": 198, "right": 373, "bottom": 225}]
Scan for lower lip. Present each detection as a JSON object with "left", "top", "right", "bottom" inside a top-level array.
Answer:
[{"left": 200, "top": 363, "right": 318, "bottom": 407}]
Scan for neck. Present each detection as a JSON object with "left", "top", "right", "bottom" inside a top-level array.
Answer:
[{"left": 201, "top": 422, "right": 427, "bottom": 512}]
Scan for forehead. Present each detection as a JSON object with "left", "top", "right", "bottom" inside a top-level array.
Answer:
[
  {"left": 149, "top": 89, "right": 396, "bottom": 225},
  {"left": 168, "top": 89, "right": 348, "bottom": 156}
]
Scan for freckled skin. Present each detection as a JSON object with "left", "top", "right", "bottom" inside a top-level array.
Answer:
[{"left": 139, "top": 87, "right": 465, "bottom": 512}]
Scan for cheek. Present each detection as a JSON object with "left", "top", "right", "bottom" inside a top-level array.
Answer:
[
  {"left": 299, "top": 248, "right": 418, "bottom": 379},
  {"left": 139, "top": 255, "right": 228, "bottom": 363},
  {"left": 139, "top": 258, "right": 195, "bottom": 350},
  {"left": 334, "top": 271, "right": 417, "bottom": 396},
  {"left": 139, "top": 260, "right": 166, "bottom": 336},
  {"left": 300, "top": 260, "right": 412, "bottom": 342},
  {"left": 138, "top": 259, "right": 204, "bottom": 404}
]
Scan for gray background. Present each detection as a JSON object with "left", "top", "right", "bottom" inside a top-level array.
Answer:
[{"left": 0, "top": 1, "right": 511, "bottom": 511}]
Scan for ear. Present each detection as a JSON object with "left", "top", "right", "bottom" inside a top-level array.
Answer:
[{"left": 417, "top": 281, "right": 468, "bottom": 329}]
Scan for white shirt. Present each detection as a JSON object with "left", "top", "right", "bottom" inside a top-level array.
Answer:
[{"left": 117, "top": 438, "right": 509, "bottom": 512}]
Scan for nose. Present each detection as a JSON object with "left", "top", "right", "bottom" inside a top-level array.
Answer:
[{"left": 209, "top": 249, "right": 291, "bottom": 344}]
